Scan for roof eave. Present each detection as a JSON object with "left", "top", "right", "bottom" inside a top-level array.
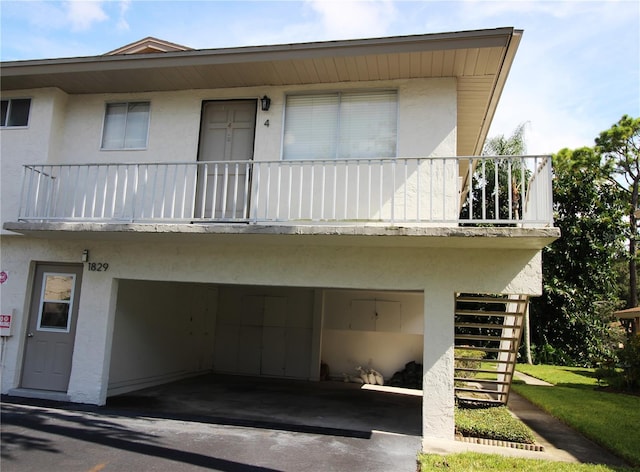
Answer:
[{"left": 1, "top": 27, "right": 516, "bottom": 77}]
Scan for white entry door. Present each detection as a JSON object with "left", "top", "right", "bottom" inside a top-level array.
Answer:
[
  {"left": 196, "top": 100, "right": 257, "bottom": 220},
  {"left": 21, "top": 264, "right": 83, "bottom": 392}
]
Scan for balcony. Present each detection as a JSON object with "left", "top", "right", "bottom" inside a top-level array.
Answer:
[{"left": 15, "top": 156, "right": 553, "bottom": 229}]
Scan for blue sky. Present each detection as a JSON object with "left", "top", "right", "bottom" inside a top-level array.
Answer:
[{"left": 1, "top": 0, "right": 638, "bottom": 155}]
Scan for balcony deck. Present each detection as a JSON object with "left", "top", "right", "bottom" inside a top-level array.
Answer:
[{"left": 6, "top": 155, "right": 558, "bottom": 247}]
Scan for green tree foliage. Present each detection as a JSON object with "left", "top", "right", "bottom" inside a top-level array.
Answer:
[
  {"left": 529, "top": 147, "right": 626, "bottom": 365},
  {"left": 595, "top": 115, "right": 640, "bottom": 308},
  {"left": 483, "top": 122, "right": 527, "bottom": 156},
  {"left": 460, "top": 123, "right": 529, "bottom": 222}
]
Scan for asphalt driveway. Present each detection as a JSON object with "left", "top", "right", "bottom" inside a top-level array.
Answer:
[{"left": 1, "top": 394, "right": 422, "bottom": 472}]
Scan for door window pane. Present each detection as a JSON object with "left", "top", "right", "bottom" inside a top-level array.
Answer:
[
  {"left": 44, "top": 275, "right": 73, "bottom": 301},
  {"left": 40, "top": 302, "right": 71, "bottom": 329},
  {"left": 37, "top": 273, "right": 75, "bottom": 332}
]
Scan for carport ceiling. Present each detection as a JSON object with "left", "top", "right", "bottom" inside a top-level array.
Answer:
[{"left": 1, "top": 27, "right": 522, "bottom": 156}]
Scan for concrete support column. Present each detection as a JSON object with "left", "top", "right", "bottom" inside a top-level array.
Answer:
[
  {"left": 422, "top": 287, "right": 455, "bottom": 442},
  {"left": 67, "top": 276, "right": 119, "bottom": 405}
]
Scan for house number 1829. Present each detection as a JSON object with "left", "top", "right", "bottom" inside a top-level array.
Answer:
[{"left": 87, "top": 262, "right": 109, "bottom": 272}]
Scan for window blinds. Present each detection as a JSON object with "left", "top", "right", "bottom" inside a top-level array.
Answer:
[
  {"left": 283, "top": 91, "right": 397, "bottom": 160},
  {"left": 101, "top": 102, "right": 150, "bottom": 150}
]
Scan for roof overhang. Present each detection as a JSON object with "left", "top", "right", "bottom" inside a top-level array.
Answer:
[
  {"left": 614, "top": 307, "right": 640, "bottom": 319},
  {"left": 1, "top": 27, "right": 522, "bottom": 156}
]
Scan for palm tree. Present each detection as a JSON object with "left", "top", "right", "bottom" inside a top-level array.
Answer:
[{"left": 482, "top": 123, "right": 534, "bottom": 364}]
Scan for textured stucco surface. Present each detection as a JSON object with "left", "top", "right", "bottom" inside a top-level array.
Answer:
[
  {"left": 1, "top": 77, "right": 457, "bottom": 233},
  {"left": 0, "top": 234, "right": 543, "bottom": 443}
]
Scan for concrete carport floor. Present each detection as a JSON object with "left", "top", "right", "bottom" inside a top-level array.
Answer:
[
  {"left": 107, "top": 373, "right": 633, "bottom": 468},
  {"left": 106, "top": 373, "right": 422, "bottom": 438}
]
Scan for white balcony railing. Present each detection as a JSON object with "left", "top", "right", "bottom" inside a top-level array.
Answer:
[{"left": 16, "top": 156, "right": 553, "bottom": 227}]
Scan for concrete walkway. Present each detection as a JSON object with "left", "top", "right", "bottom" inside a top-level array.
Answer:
[{"left": 507, "top": 390, "right": 629, "bottom": 466}]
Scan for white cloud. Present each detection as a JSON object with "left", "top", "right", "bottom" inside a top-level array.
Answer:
[
  {"left": 475, "top": 1, "right": 639, "bottom": 154},
  {"left": 306, "top": 0, "right": 397, "bottom": 39},
  {"left": 116, "top": 0, "right": 131, "bottom": 31},
  {"left": 65, "top": 0, "right": 108, "bottom": 32},
  {"left": 459, "top": 0, "right": 580, "bottom": 21}
]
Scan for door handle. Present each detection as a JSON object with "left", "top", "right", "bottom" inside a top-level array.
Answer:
[{"left": 27, "top": 332, "right": 34, "bottom": 338}]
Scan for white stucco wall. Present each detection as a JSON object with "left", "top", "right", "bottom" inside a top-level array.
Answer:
[
  {"left": 2, "top": 78, "right": 457, "bottom": 227},
  {"left": 38, "top": 78, "right": 455, "bottom": 167},
  {"left": 1, "top": 88, "right": 68, "bottom": 232},
  {"left": 107, "top": 280, "right": 217, "bottom": 396},
  {"left": 0, "top": 236, "right": 541, "bottom": 385},
  {"left": 321, "top": 289, "right": 424, "bottom": 380}
]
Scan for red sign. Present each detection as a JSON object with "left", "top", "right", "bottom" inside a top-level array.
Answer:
[
  {"left": 0, "top": 314, "right": 11, "bottom": 329},
  {"left": 0, "top": 271, "right": 7, "bottom": 284}
]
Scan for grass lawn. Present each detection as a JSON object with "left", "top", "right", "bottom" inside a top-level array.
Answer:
[
  {"left": 419, "top": 452, "right": 639, "bottom": 471},
  {"left": 513, "top": 364, "right": 640, "bottom": 467}
]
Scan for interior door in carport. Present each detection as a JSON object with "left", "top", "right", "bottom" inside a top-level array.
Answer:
[
  {"left": 236, "top": 295, "right": 288, "bottom": 376},
  {"left": 214, "top": 294, "right": 311, "bottom": 378},
  {"left": 196, "top": 100, "right": 256, "bottom": 219}
]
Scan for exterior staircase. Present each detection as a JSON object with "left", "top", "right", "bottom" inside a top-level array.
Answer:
[{"left": 454, "top": 294, "right": 529, "bottom": 405}]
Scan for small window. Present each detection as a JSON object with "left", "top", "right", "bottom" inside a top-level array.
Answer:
[
  {"left": 1, "top": 98, "right": 31, "bottom": 127},
  {"left": 101, "top": 101, "right": 150, "bottom": 150}
]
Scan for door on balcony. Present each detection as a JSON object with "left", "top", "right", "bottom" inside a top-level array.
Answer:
[
  {"left": 21, "top": 263, "right": 83, "bottom": 392},
  {"left": 196, "top": 100, "right": 257, "bottom": 220}
]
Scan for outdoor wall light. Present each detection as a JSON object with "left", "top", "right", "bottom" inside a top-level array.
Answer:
[
  {"left": 81, "top": 249, "right": 89, "bottom": 262},
  {"left": 260, "top": 95, "right": 271, "bottom": 111}
]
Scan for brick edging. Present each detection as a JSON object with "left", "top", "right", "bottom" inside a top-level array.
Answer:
[{"left": 456, "top": 436, "right": 545, "bottom": 452}]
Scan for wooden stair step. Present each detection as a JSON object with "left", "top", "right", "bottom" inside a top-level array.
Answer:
[
  {"left": 454, "top": 367, "right": 509, "bottom": 374},
  {"left": 455, "top": 322, "right": 507, "bottom": 329},
  {"left": 456, "top": 309, "right": 523, "bottom": 317},
  {"left": 454, "top": 346, "right": 515, "bottom": 353},
  {"left": 455, "top": 397, "right": 505, "bottom": 405},
  {"left": 455, "top": 334, "right": 519, "bottom": 341},
  {"left": 455, "top": 378, "right": 510, "bottom": 385},
  {"left": 454, "top": 387, "right": 507, "bottom": 395},
  {"left": 456, "top": 296, "right": 528, "bottom": 304}
]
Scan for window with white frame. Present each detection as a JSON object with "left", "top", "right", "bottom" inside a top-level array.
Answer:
[
  {"left": 101, "top": 101, "right": 150, "bottom": 150},
  {"left": 283, "top": 91, "right": 397, "bottom": 160},
  {"left": 1, "top": 98, "right": 31, "bottom": 127}
]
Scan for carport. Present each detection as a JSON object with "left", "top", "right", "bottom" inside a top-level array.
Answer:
[{"left": 105, "top": 279, "right": 424, "bottom": 436}]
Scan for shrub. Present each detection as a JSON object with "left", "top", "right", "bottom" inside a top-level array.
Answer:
[
  {"left": 597, "top": 336, "right": 640, "bottom": 392},
  {"left": 454, "top": 348, "right": 485, "bottom": 379},
  {"left": 455, "top": 405, "right": 536, "bottom": 444}
]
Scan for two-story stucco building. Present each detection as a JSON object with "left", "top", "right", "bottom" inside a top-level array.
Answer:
[{"left": 0, "top": 28, "right": 559, "bottom": 446}]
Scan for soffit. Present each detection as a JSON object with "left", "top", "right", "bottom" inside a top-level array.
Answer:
[{"left": 1, "top": 28, "right": 522, "bottom": 155}]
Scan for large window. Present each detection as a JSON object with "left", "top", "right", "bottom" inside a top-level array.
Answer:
[
  {"left": 101, "top": 101, "right": 150, "bottom": 150},
  {"left": 283, "top": 91, "right": 397, "bottom": 160},
  {"left": 1, "top": 98, "right": 31, "bottom": 127}
]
